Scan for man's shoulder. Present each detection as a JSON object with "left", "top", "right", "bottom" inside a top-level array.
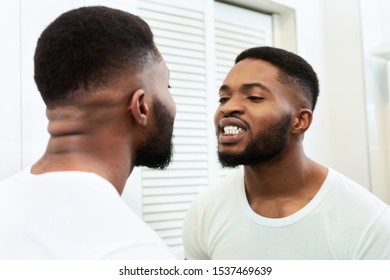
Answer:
[
  {"left": 0, "top": 169, "right": 28, "bottom": 194},
  {"left": 201, "top": 168, "right": 243, "bottom": 194},
  {"left": 190, "top": 169, "right": 244, "bottom": 213},
  {"left": 328, "top": 169, "right": 386, "bottom": 202},
  {"left": 326, "top": 168, "right": 389, "bottom": 216}
]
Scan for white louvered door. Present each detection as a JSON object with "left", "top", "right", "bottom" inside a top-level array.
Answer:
[{"left": 136, "top": 0, "right": 273, "bottom": 258}]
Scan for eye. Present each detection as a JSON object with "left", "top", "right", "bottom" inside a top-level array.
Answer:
[
  {"left": 168, "top": 85, "right": 172, "bottom": 89},
  {"left": 218, "top": 97, "right": 230, "bottom": 104},
  {"left": 247, "top": 96, "right": 264, "bottom": 103}
]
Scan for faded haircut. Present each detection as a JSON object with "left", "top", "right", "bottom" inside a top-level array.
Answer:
[{"left": 235, "top": 46, "right": 319, "bottom": 111}]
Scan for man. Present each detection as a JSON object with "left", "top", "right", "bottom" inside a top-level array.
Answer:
[
  {"left": 0, "top": 6, "right": 176, "bottom": 259},
  {"left": 183, "top": 46, "right": 390, "bottom": 259}
]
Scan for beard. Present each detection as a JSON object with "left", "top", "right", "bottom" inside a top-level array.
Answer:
[
  {"left": 134, "top": 98, "right": 174, "bottom": 169},
  {"left": 218, "top": 113, "right": 291, "bottom": 168}
]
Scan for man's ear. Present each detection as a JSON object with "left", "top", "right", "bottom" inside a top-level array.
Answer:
[
  {"left": 292, "top": 108, "right": 312, "bottom": 134},
  {"left": 129, "top": 89, "right": 149, "bottom": 126}
]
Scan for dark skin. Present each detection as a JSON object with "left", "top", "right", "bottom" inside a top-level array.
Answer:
[
  {"left": 215, "top": 58, "right": 328, "bottom": 218},
  {"left": 31, "top": 59, "right": 174, "bottom": 194}
]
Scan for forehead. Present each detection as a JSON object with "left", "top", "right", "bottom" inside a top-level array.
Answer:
[{"left": 223, "top": 58, "right": 280, "bottom": 86}]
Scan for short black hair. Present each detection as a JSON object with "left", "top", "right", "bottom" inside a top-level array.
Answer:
[
  {"left": 34, "top": 6, "right": 160, "bottom": 106},
  {"left": 235, "top": 46, "right": 319, "bottom": 111}
]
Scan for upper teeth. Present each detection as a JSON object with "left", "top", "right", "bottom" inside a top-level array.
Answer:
[{"left": 224, "top": 126, "right": 244, "bottom": 135}]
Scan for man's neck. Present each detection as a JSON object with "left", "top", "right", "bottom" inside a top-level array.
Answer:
[
  {"left": 243, "top": 154, "right": 327, "bottom": 218},
  {"left": 31, "top": 132, "right": 133, "bottom": 194},
  {"left": 33, "top": 100, "right": 135, "bottom": 194}
]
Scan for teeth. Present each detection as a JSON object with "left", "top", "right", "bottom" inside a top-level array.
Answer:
[{"left": 223, "top": 126, "right": 244, "bottom": 135}]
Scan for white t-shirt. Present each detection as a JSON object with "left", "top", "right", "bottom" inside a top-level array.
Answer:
[
  {"left": 0, "top": 167, "right": 176, "bottom": 259},
  {"left": 183, "top": 168, "right": 390, "bottom": 259}
]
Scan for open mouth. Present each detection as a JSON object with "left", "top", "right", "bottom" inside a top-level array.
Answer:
[{"left": 218, "top": 118, "right": 247, "bottom": 144}]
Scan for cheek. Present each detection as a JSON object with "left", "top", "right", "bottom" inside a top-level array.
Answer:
[{"left": 249, "top": 112, "right": 276, "bottom": 131}]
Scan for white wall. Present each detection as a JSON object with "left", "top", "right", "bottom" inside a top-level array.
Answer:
[
  {"left": 322, "top": 0, "right": 370, "bottom": 187},
  {"left": 0, "top": 1, "right": 22, "bottom": 179},
  {"left": 360, "top": 0, "right": 390, "bottom": 202}
]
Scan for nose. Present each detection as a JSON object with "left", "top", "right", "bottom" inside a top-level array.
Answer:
[{"left": 220, "top": 96, "right": 244, "bottom": 116}]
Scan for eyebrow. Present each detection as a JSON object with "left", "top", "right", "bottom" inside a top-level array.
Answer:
[
  {"left": 219, "top": 84, "right": 230, "bottom": 93},
  {"left": 219, "top": 82, "right": 271, "bottom": 94},
  {"left": 241, "top": 82, "right": 271, "bottom": 93}
]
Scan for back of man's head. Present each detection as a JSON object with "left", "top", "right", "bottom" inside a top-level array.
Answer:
[{"left": 34, "top": 6, "right": 160, "bottom": 106}]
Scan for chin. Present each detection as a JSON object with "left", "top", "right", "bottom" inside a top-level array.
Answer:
[{"left": 217, "top": 146, "right": 244, "bottom": 156}]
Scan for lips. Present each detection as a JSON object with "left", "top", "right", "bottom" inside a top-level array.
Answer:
[{"left": 218, "top": 117, "right": 247, "bottom": 144}]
